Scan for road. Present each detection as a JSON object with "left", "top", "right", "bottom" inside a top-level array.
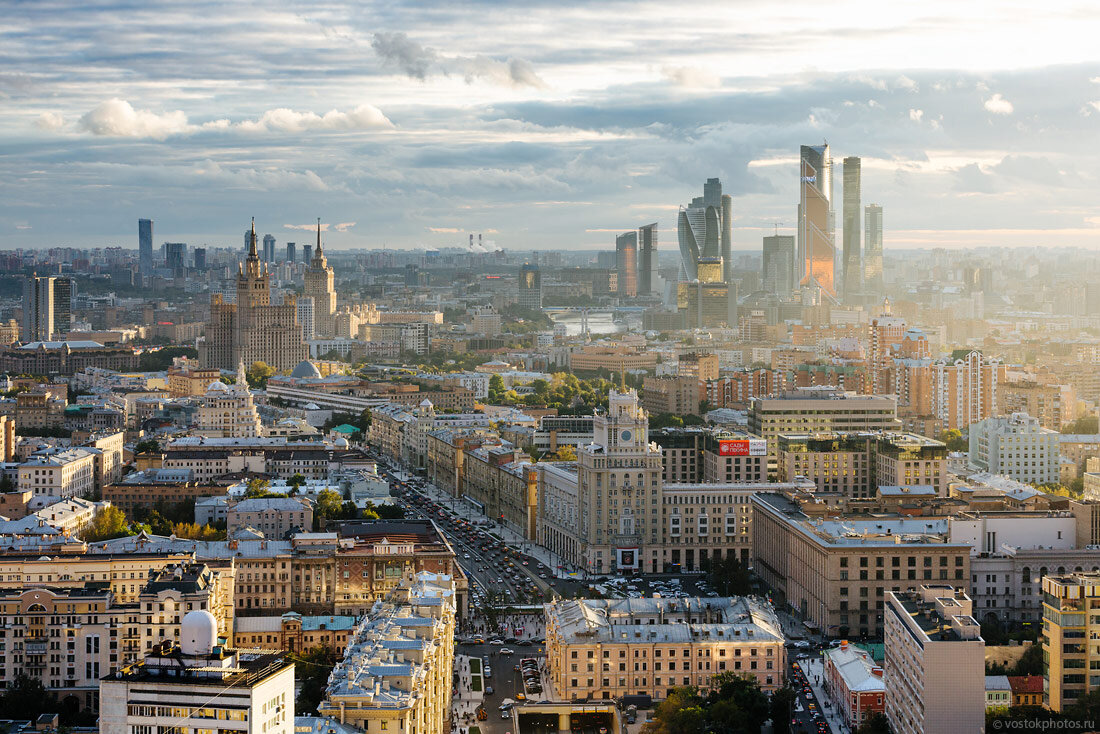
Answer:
[{"left": 456, "top": 643, "right": 549, "bottom": 734}]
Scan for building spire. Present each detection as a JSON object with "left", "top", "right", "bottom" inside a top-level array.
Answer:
[
  {"left": 316, "top": 217, "right": 322, "bottom": 254},
  {"left": 248, "top": 217, "right": 258, "bottom": 259}
]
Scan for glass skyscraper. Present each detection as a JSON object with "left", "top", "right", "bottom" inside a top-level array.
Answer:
[{"left": 798, "top": 143, "right": 835, "bottom": 297}]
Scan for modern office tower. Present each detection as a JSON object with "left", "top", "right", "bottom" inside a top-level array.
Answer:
[
  {"left": 302, "top": 244, "right": 312, "bottom": 263},
  {"left": 243, "top": 228, "right": 252, "bottom": 253},
  {"left": 596, "top": 251, "right": 618, "bottom": 269},
  {"left": 638, "top": 223, "right": 658, "bottom": 295},
  {"left": 22, "top": 274, "right": 54, "bottom": 341},
  {"left": 164, "top": 242, "right": 186, "bottom": 271},
  {"left": 303, "top": 220, "right": 337, "bottom": 338},
  {"left": 677, "top": 178, "right": 729, "bottom": 282},
  {"left": 297, "top": 296, "right": 315, "bottom": 340},
  {"left": 286, "top": 242, "right": 296, "bottom": 263},
  {"left": 884, "top": 587, "right": 984, "bottom": 734},
  {"left": 518, "top": 263, "right": 542, "bottom": 309},
  {"left": 52, "top": 277, "right": 72, "bottom": 335},
  {"left": 615, "top": 231, "right": 638, "bottom": 297},
  {"left": 192, "top": 247, "right": 206, "bottom": 270},
  {"left": 1042, "top": 572, "right": 1100, "bottom": 712},
  {"left": 262, "top": 234, "right": 276, "bottom": 264},
  {"left": 864, "top": 203, "right": 884, "bottom": 294},
  {"left": 100, "top": 610, "right": 295, "bottom": 734},
  {"left": 968, "top": 412, "right": 1060, "bottom": 485},
  {"left": 677, "top": 256, "right": 732, "bottom": 328},
  {"left": 842, "top": 156, "right": 862, "bottom": 302},
  {"left": 404, "top": 264, "right": 420, "bottom": 287},
  {"left": 748, "top": 388, "right": 899, "bottom": 458},
  {"left": 762, "top": 235, "right": 795, "bottom": 295},
  {"left": 199, "top": 219, "right": 307, "bottom": 371},
  {"left": 138, "top": 218, "right": 153, "bottom": 275},
  {"left": 798, "top": 143, "right": 835, "bottom": 296}
]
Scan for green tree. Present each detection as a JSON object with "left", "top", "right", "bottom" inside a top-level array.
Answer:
[
  {"left": 707, "top": 554, "right": 753, "bottom": 596},
  {"left": 373, "top": 503, "right": 405, "bottom": 519},
  {"left": 769, "top": 686, "right": 797, "bottom": 734},
  {"left": 135, "top": 438, "right": 161, "bottom": 454},
  {"left": 0, "top": 475, "right": 13, "bottom": 493},
  {"left": 145, "top": 510, "right": 173, "bottom": 536},
  {"left": 292, "top": 647, "right": 337, "bottom": 715},
  {"left": 138, "top": 346, "right": 198, "bottom": 372},
  {"left": 313, "top": 488, "right": 343, "bottom": 529},
  {"left": 81, "top": 506, "right": 132, "bottom": 541},
  {"left": 247, "top": 361, "right": 277, "bottom": 388},
  {"left": 288, "top": 473, "right": 307, "bottom": 490},
  {"left": 856, "top": 711, "right": 892, "bottom": 734},
  {"left": 0, "top": 673, "right": 58, "bottom": 722},
  {"left": 937, "top": 429, "right": 967, "bottom": 452},
  {"left": 1063, "top": 415, "right": 1099, "bottom": 435},
  {"left": 245, "top": 478, "right": 272, "bottom": 498}
]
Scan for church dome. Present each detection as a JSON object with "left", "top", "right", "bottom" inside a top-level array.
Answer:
[
  {"left": 291, "top": 360, "right": 322, "bottom": 379},
  {"left": 207, "top": 380, "right": 229, "bottom": 393},
  {"left": 180, "top": 609, "right": 218, "bottom": 655}
]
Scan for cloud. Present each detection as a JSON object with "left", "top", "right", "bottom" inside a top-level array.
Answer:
[
  {"left": 371, "top": 31, "right": 545, "bottom": 89},
  {"left": 73, "top": 100, "right": 391, "bottom": 138},
  {"left": 371, "top": 31, "right": 436, "bottom": 80},
  {"left": 909, "top": 108, "right": 923, "bottom": 122},
  {"left": 236, "top": 104, "right": 392, "bottom": 133},
  {"left": 461, "top": 56, "right": 547, "bottom": 89},
  {"left": 34, "top": 112, "right": 64, "bottom": 131},
  {"left": 983, "top": 93, "right": 1014, "bottom": 115},
  {"left": 78, "top": 98, "right": 190, "bottom": 139},
  {"left": 952, "top": 163, "right": 996, "bottom": 193},
  {"left": 283, "top": 221, "right": 357, "bottom": 232},
  {"left": 662, "top": 66, "right": 721, "bottom": 89},
  {"left": 428, "top": 227, "right": 461, "bottom": 233}
]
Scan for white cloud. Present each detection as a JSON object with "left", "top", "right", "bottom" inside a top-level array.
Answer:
[
  {"left": 662, "top": 66, "right": 721, "bottom": 89},
  {"left": 460, "top": 56, "right": 547, "bottom": 90},
  {"left": 237, "top": 104, "right": 392, "bottom": 133},
  {"left": 283, "top": 221, "right": 357, "bottom": 232},
  {"left": 34, "top": 112, "right": 65, "bottom": 131},
  {"left": 983, "top": 93, "right": 1014, "bottom": 115},
  {"left": 79, "top": 98, "right": 190, "bottom": 139},
  {"left": 909, "top": 108, "right": 924, "bottom": 122}
]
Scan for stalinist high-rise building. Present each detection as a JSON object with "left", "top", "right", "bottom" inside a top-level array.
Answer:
[
  {"left": 304, "top": 219, "right": 337, "bottom": 338},
  {"left": 200, "top": 220, "right": 307, "bottom": 371}
]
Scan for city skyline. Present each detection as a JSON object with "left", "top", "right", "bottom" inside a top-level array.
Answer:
[{"left": 2, "top": 2, "right": 1100, "bottom": 251}]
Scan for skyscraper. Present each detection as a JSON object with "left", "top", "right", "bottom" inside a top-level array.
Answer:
[
  {"left": 798, "top": 144, "right": 835, "bottom": 297},
  {"left": 677, "top": 179, "right": 728, "bottom": 282},
  {"left": 615, "top": 231, "right": 638, "bottom": 298},
  {"left": 243, "top": 229, "right": 252, "bottom": 253},
  {"left": 518, "top": 263, "right": 542, "bottom": 309},
  {"left": 138, "top": 219, "right": 153, "bottom": 276},
  {"left": 286, "top": 242, "right": 296, "bottom": 263},
  {"left": 262, "top": 234, "right": 276, "bottom": 264},
  {"left": 638, "top": 223, "right": 658, "bottom": 296},
  {"left": 165, "top": 242, "right": 186, "bottom": 271},
  {"left": 842, "top": 156, "right": 862, "bottom": 302},
  {"left": 303, "top": 220, "right": 337, "bottom": 337},
  {"left": 52, "top": 277, "right": 72, "bottom": 336},
  {"left": 721, "top": 194, "right": 733, "bottom": 284},
  {"left": 192, "top": 247, "right": 206, "bottom": 270},
  {"left": 200, "top": 220, "right": 307, "bottom": 371},
  {"left": 22, "top": 275, "right": 54, "bottom": 342},
  {"left": 297, "top": 296, "right": 315, "bottom": 341},
  {"left": 864, "top": 204, "right": 884, "bottom": 295},
  {"left": 762, "top": 235, "right": 796, "bottom": 295},
  {"left": 302, "top": 244, "right": 312, "bottom": 263}
]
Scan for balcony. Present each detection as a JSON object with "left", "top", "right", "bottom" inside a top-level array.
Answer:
[{"left": 25, "top": 638, "right": 47, "bottom": 655}]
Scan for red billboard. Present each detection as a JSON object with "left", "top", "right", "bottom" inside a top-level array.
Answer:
[{"left": 718, "top": 439, "right": 767, "bottom": 457}]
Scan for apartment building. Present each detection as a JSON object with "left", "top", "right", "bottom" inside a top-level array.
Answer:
[
  {"left": 678, "top": 352, "right": 720, "bottom": 381},
  {"left": 461, "top": 443, "right": 538, "bottom": 540},
  {"left": 568, "top": 346, "right": 658, "bottom": 374},
  {"left": 642, "top": 376, "right": 701, "bottom": 416},
  {"left": 319, "top": 572, "right": 455, "bottom": 734},
  {"left": 884, "top": 586, "right": 984, "bottom": 734},
  {"left": 227, "top": 496, "right": 313, "bottom": 539},
  {"left": 651, "top": 427, "right": 767, "bottom": 485},
  {"left": 103, "top": 468, "right": 226, "bottom": 518},
  {"left": 968, "top": 412, "right": 1060, "bottom": 486},
  {"left": 545, "top": 596, "right": 785, "bottom": 702},
  {"left": 99, "top": 616, "right": 294, "bottom": 734},
  {"left": 1042, "top": 573, "right": 1100, "bottom": 712},
  {"left": 162, "top": 437, "right": 333, "bottom": 480},
  {"left": 752, "top": 492, "right": 971, "bottom": 638},
  {"left": 1001, "top": 380, "right": 1073, "bottom": 431},
  {"left": 234, "top": 613, "right": 356, "bottom": 654},
  {"left": 1, "top": 562, "right": 232, "bottom": 712},
  {"left": 18, "top": 448, "right": 96, "bottom": 497}
]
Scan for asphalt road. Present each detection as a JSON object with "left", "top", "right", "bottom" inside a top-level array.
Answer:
[{"left": 457, "top": 642, "right": 549, "bottom": 734}]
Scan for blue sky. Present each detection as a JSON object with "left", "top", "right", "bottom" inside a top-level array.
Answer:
[{"left": 3, "top": 0, "right": 1100, "bottom": 252}]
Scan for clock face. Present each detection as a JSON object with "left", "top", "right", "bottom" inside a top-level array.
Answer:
[{"left": 621, "top": 430, "right": 632, "bottom": 442}]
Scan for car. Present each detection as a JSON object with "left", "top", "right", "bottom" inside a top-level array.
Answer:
[
  {"left": 486, "top": 686, "right": 494, "bottom": 695},
  {"left": 463, "top": 553, "right": 471, "bottom": 559},
  {"left": 500, "top": 648, "right": 515, "bottom": 654},
  {"left": 473, "top": 637, "right": 485, "bottom": 644},
  {"left": 489, "top": 639, "right": 504, "bottom": 645},
  {"left": 501, "top": 711, "right": 510, "bottom": 719}
]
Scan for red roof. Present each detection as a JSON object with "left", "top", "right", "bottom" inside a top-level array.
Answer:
[{"left": 1008, "top": 676, "right": 1043, "bottom": 694}]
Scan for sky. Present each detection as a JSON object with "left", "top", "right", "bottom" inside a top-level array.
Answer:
[{"left": 3, "top": 0, "right": 1100, "bottom": 253}]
